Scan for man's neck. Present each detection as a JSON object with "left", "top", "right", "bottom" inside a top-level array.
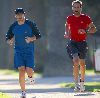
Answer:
[
  {"left": 18, "top": 18, "right": 25, "bottom": 25},
  {"left": 74, "top": 13, "right": 81, "bottom": 17}
]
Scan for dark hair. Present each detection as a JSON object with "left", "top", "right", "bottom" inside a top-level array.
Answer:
[
  {"left": 72, "top": 0, "right": 82, "bottom": 7},
  {"left": 14, "top": 8, "right": 25, "bottom": 14}
]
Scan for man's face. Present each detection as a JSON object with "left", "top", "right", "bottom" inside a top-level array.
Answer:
[
  {"left": 15, "top": 13, "right": 25, "bottom": 22},
  {"left": 72, "top": 3, "right": 82, "bottom": 15}
]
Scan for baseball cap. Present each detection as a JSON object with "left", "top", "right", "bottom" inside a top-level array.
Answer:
[{"left": 14, "top": 8, "right": 25, "bottom": 14}]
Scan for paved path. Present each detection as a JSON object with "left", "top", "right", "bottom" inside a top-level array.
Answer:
[{"left": 0, "top": 74, "right": 100, "bottom": 98}]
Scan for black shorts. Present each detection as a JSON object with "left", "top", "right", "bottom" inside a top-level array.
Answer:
[{"left": 66, "top": 40, "right": 88, "bottom": 59}]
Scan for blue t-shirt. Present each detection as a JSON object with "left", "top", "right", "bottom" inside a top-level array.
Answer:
[
  {"left": 6, "top": 19, "right": 41, "bottom": 52},
  {"left": 13, "top": 23, "right": 34, "bottom": 48}
]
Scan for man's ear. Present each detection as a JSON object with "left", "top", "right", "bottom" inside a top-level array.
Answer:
[
  {"left": 15, "top": 15, "right": 17, "bottom": 18},
  {"left": 22, "top": 14, "right": 25, "bottom": 18},
  {"left": 80, "top": 7, "right": 82, "bottom": 12}
]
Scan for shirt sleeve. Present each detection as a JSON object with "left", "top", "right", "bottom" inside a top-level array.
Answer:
[
  {"left": 66, "top": 16, "right": 70, "bottom": 32},
  {"left": 66, "top": 16, "right": 70, "bottom": 24},
  {"left": 29, "top": 21, "right": 41, "bottom": 39},
  {"left": 85, "top": 15, "right": 92, "bottom": 27},
  {"left": 6, "top": 24, "right": 15, "bottom": 40}
]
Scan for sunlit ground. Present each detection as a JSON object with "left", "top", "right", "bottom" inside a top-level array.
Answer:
[
  {"left": 0, "top": 92, "right": 12, "bottom": 98},
  {"left": 0, "top": 69, "right": 42, "bottom": 98},
  {"left": 85, "top": 69, "right": 100, "bottom": 75}
]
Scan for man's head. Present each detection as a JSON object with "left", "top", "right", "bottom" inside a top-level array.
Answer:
[
  {"left": 72, "top": 0, "right": 82, "bottom": 15},
  {"left": 14, "top": 8, "right": 25, "bottom": 22}
]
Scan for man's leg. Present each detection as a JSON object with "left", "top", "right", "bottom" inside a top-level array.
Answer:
[
  {"left": 72, "top": 54, "right": 80, "bottom": 91},
  {"left": 66, "top": 41, "right": 80, "bottom": 90},
  {"left": 79, "top": 59, "right": 86, "bottom": 82},
  {"left": 78, "top": 41, "right": 87, "bottom": 82},
  {"left": 18, "top": 66, "right": 26, "bottom": 91},
  {"left": 73, "top": 54, "right": 79, "bottom": 83},
  {"left": 26, "top": 67, "right": 34, "bottom": 84},
  {"left": 18, "top": 66, "right": 26, "bottom": 97},
  {"left": 26, "top": 67, "right": 34, "bottom": 77},
  {"left": 79, "top": 59, "right": 86, "bottom": 91}
]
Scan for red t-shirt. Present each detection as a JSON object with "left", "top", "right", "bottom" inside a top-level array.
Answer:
[{"left": 66, "top": 14, "right": 92, "bottom": 42}]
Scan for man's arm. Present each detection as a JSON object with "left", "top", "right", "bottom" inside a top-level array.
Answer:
[
  {"left": 6, "top": 26, "right": 14, "bottom": 45},
  {"left": 25, "top": 20, "right": 41, "bottom": 43},
  {"left": 25, "top": 36, "right": 36, "bottom": 43},
  {"left": 6, "top": 22, "right": 17, "bottom": 45},
  {"left": 26, "top": 20, "right": 41, "bottom": 39},
  {"left": 7, "top": 38, "right": 14, "bottom": 45},
  {"left": 64, "top": 22, "right": 70, "bottom": 39},
  {"left": 31, "top": 23, "right": 41, "bottom": 39},
  {"left": 6, "top": 22, "right": 17, "bottom": 41},
  {"left": 6, "top": 26, "right": 14, "bottom": 41},
  {"left": 87, "top": 22, "right": 97, "bottom": 34},
  {"left": 78, "top": 22, "right": 97, "bottom": 34}
]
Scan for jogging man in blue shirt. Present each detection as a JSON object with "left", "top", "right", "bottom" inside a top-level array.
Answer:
[{"left": 6, "top": 8, "right": 41, "bottom": 98}]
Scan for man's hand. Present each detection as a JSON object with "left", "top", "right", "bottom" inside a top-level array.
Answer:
[
  {"left": 78, "top": 29, "right": 86, "bottom": 34},
  {"left": 7, "top": 38, "right": 14, "bottom": 46},
  {"left": 88, "top": 22, "right": 97, "bottom": 33},
  {"left": 25, "top": 36, "right": 36, "bottom": 43},
  {"left": 64, "top": 33, "right": 69, "bottom": 39}
]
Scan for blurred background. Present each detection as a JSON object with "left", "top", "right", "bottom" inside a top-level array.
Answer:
[{"left": 0, "top": 0, "right": 100, "bottom": 77}]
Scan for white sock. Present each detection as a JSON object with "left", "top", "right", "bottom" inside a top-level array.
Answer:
[
  {"left": 75, "top": 81, "right": 78, "bottom": 87},
  {"left": 22, "top": 91, "right": 26, "bottom": 95}
]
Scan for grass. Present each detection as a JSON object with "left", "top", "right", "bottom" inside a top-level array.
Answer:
[
  {"left": 60, "top": 68, "right": 100, "bottom": 92},
  {"left": 0, "top": 92, "right": 12, "bottom": 98},
  {"left": 60, "top": 82, "right": 100, "bottom": 92},
  {"left": 0, "top": 69, "right": 19, "bottom": 76},
  {"left": 0, "top": 69, "right": 42, "bottom": 77},
  {"left": 85, "top": 69, "right": 95, "bottom": 75},
  {"left": 85, "top": 69, "right": 100, "bottom": 75}
]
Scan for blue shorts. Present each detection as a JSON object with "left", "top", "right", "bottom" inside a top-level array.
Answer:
[
  {"left": 66, "top": 40, "right": 88, "bottom": 59},
  {"left": 14, "top": 47, "right": 35, "bottom": 69}
]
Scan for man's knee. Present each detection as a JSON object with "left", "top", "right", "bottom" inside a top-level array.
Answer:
[
  {"left": 79, "top": 59, "right": 85, "bottom": 66},
  {"left": 73, "top": 53, "right": 79, "bottom": 65},
  {"left": 18, "top": 66, "right": 26, "bottom": 72},
  {"left": 26, "top": 67, "right": 33, "bottom": 72}
]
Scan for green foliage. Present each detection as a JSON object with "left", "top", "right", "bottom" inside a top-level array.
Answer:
[{"left": 0, "top": 92, "right": 12, "bottom": 98}]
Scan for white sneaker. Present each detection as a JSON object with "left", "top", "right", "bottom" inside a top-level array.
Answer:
[
  {"left": 80, "top": 82, "right": 85, "bottom": 92},
  {"left": 20, "top": 91, "right": 26, "bottom": 98},
  {"left": 26, "top": 77, "right": 35, "bottom": 85},
  {"left": 74, "top": 83, "right": 80, "bottom": 92}
]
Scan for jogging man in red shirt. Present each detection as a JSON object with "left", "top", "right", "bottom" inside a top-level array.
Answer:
[{"left": 64, "top": 0, "right": 97, "bottom": 92}]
